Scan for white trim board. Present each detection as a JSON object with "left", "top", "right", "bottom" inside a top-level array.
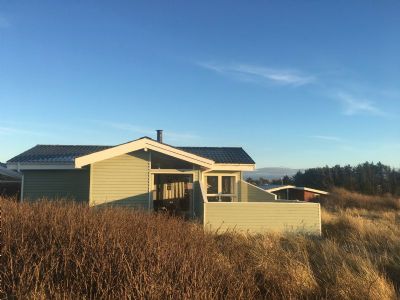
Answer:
[
  {"left": 75, "top": 138, "right": 214, "bottom": 169},
  {"left": 212, "top": 164, "right": 255, "bottom": 171},
  {"left": 265, "top": 185, "right": 329, "bottom": 195}
]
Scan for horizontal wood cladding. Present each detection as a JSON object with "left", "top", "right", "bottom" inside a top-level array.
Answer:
[
  {"left": 23, "top": 169, "right": 89, "bottom": 202},
  {"left": 90, "top": 150, "right": 149, "bottom": 208},
  {"left": 204, "top": 202, "right": 321, "bottom": 235},
  {"left": 240, "top": 181, "right": 276, "bottom": 202}
]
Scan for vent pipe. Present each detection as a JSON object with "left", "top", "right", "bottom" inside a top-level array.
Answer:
[{"left": 156, "top": 130, "right": 163, "bottom": 143}]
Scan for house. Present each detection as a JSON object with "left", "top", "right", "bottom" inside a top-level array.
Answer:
[
  {"left": 7, "top": 130, "right": 321, "bottom": 234},
  {"left": 0, "top": 162, "right": 21, "bottom": 197},
  {"left": 262, "top": 184, "right": 329, "bottom": 201}
]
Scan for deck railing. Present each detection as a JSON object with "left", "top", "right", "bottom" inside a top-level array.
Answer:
[
  {"left": 239, "top": 180, "right": 277, "bottom": 202},
  {"left": 203, "top": 200, "right": 321, "bottom": 235}
]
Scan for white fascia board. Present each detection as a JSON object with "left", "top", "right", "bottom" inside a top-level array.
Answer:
[
  {"left": 295, "top": 187, "right": 329, "bottom": 195},
  {"left": 7, "top": 163, "right": 75, "bottom": 170},
  {"left": 144, "top": 140, "right": 214, "bottom": 167},
  {"left": 265, "top": 185, "right": 329, "bottom": 195},
  {"left": 75, "top": 139, "right": 147, "bottom": 168},
  {"left": 211, "top": 164, "right": 256, "bottom": 171},
  {"left": 265, "top": 185, "right": 296, "bottom": 192},
  {"left": 75, "top": 138, "right": 215, "bottom": 168}
]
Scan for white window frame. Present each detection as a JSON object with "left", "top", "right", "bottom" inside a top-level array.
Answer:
[{"left": 204, "top": 173, "right": 239, "bottom": 202}]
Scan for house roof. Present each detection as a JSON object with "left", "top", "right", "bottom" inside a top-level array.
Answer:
[
  {"left": 263, "top": 184, "right": 329, "bottom": 195},
  {"left": 8, "top": 143, "right": 255, "bottom": 165},
  {"left": 7, "top": 145, "right": 112, "bottom": 164},
  {"left": 0, "top": 162, "right": 22, "bottom": 179},
  {"left": 177, "top": 147, "right": 255, "bottom": 164},
  {"left": 260, "top": 184, "right": 288, "bottom": 190}
]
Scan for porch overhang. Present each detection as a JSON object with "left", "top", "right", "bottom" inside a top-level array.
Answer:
[{"left": 211, "top": 163, "right": 255, "bottom": 171}]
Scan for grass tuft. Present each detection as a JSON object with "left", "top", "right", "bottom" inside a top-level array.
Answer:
[{"left": 1, "top": 190, "right": 399, "bottom": 299}]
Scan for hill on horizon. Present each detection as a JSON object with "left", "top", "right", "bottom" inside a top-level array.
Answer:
[{"left": 244, "top": 167, "right": 302, "bottom": 180}]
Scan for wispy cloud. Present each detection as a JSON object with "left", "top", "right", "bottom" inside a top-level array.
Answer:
[
  {"left": 0, "top": 126, "right": 44, "bottom": 136},
  {"left": 96, "top": 121, "right": 199, "bottom": 141},
  {"left": 198, "top": 62, "right": 315, "bottom": 86},
  {"left": 337, "top": 92, "right": 386, "bottom": 116},
  {"left": 309, "top": 135, "right": 343, "bottom": 142}
]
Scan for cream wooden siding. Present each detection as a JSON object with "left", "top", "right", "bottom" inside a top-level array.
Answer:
[
  {"left": 204, "top": 202, "right": 321, "bottom": 235},
  {"left": 90, "top": 150, "right": 150, "bottom": 208},
  {"left": 22, "top": 169, "right": 89, "bottom": 202},
  {"left": 240, "top": 180, "right": 276, "bottom": 202}
]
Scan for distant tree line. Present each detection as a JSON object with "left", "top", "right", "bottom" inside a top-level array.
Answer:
[
  {"left": 247, "top": 162, "right": 400, "bottom": 196},
  {"left": 246, "top": 176, "right": 293, "bottom": 187}
]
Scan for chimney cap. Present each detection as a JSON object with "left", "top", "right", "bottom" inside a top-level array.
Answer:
[{"left": 156, "top": 129, "right": 163, "bottom": 143}]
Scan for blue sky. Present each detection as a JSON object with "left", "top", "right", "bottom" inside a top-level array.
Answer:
[{"left": 1, "top": 1, "right": 399, "bottom": 168}]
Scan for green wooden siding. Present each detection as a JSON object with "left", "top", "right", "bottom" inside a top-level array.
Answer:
[
  {"left": 23, "top": 169, "right": 89, "bottom": 202},
  {"left": 240, "top": 180, "right": 276, "bottom": 202},
  {"left": 90, "top": 150, "right": 150, "bottom": 208},
  {"left": 204, "top": 202, "right": 321, "bottom": 235}
]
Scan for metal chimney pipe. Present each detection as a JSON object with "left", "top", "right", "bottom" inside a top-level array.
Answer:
[{"left": 156, "top": 130, "right": 163, "bottom": 143}]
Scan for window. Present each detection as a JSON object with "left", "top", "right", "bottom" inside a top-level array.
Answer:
[
  {"left": 205, "top": 175, "right": 236, "bottom": 202},
  {"left": 207, "top": 176, "right": 218, "bottom": 194}
]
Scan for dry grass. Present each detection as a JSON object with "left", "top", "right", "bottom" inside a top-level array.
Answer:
[
  {"left": 1, "top": 189, "right": 399, "bottom": 299},
  {"left": 323, "top": 187, "right": 400, "bottom": 211}
]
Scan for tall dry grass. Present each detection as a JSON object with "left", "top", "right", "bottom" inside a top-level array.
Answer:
[
  {"left": 323, "top": 187, "right": 400, "bottom": 211},
  {"left": 1, "top": 190, "right": 399, "bottom": 299}
]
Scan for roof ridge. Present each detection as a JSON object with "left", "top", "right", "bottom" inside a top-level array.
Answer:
[
  {"left": 178, "top": 146, "right": 244, "bottom": 148},
  {"left": 35, "top": 144, "right": 112, "bottom": 147}
]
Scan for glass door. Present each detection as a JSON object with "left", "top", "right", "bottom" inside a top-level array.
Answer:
[{"left": 206, "top": 175, "right": 236, "bottom": 202}]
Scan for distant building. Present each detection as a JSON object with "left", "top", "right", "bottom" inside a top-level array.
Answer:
[
  {"left": 0, "top": 162, "right": 22, "bottom": 197},
  {"left": 261, "top": 184, "right": 329, "bottom": 202}
]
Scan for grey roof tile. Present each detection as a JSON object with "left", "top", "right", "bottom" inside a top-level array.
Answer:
[
  {"left": 8, "top": 145, "right": 112, "bottom": 163},
  {"left": 177, "top": 147, "right": 255, "bottom": 164},
  {"left": 8, "top": 143, "right": 255, "bottom": 165}
]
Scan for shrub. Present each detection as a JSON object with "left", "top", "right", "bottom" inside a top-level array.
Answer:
[
  {"left": 1, "top": 195, "right": 399, "bottom": 299},
  {"left": 322, "top": 187, "right": 400, "bottom": 211}
]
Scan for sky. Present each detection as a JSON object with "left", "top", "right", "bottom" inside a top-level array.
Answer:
[{"left": 1, "top": 1, "right": 400, "bottom": 169}]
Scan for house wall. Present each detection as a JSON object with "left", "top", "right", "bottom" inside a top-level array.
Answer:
[
  {"left": 22, "top": 169, "right": 90, "bottom": 202},
  {"left": 273, "top": 189, "right": 290, "bottom": 200},
  {"left": 203, "top": 202, "right": 321, "bottom": 235},
  {"left": 240, "top": 180, "right": 276, "bottom": 202},
  {"left": 302, "top": 190, "right": 322, "bottom": 202},
  {"left": 90, "top": 150, "right": 150, "bottom": 208},
  {"left": 272, "top": 189, "right": 323, "bottom": 201}
]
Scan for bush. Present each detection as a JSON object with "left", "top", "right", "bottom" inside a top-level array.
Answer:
[
  {"left": 322, "top": 187, "right": 400, "bottom": 211},
  {"left": 1, "top": 195, "right": 399, "bottom": 299}
]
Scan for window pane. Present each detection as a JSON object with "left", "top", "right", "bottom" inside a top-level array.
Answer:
[
  {"left": 222, "top": 176, "right": 234, "bottom": 194},
  {"left": 207, "top": 196, "right": 219, "bottom": 202},
  {"left": 207, "top": 176, "right": 218, "bottom": 194},
  {"left": 220, "top": 196, "right": 232, "bottom": 202}
]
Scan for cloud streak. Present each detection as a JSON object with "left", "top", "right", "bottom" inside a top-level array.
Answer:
[
  {"left": 337, "top": 92, "right": 386, "bottom": 116},
  {"left": 199, "top": 62, "right": 315, "bottom": 86},
  {"left": 0, "top": 126, "right": 44, "bottom": 136}
]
